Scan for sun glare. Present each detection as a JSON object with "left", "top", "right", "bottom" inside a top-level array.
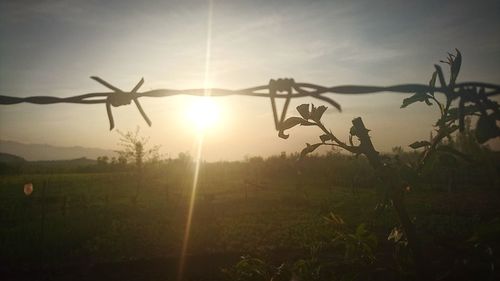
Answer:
[{"left": 186, "top": 97, "right": 220, "bottom": 131}]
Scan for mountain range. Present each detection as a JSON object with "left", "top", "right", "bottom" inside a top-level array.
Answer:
[{"left": 0, "top": 139, "right": 114, "bottom": 161}]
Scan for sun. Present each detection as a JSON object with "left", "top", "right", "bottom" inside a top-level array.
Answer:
[{"left": 186, "top": 97, "right": 220, "bottom": 131}]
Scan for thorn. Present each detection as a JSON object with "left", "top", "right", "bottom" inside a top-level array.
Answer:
[
  {"left": 91, "top": 76, "right": 123, "bottom": 93},
  {"left": 131, "top": 77, "right": 145, "bottom": 94},
  {"left": 106, "top": 102, "right": 115, "bottom": 130}
]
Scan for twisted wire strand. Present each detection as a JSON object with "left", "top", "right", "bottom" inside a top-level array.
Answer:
[
  {"left": 1, "top": 79, "right": 499, "bottom": 130},
  {"left": 2, "top": 82, "right": 499, "bottom": 105}
]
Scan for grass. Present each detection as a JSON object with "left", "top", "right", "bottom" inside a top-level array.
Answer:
[{"left": 1, "top": 168, "right": 499, "bottom": 280}]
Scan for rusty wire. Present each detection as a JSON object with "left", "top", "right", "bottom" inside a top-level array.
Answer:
[{"left": 1, "top": 76, "right": 499, "bottom": 130}]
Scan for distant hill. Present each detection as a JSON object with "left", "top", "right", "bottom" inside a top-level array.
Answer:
[
  {"left": 0, "top": 152, "right": 26, "bottom": 163},
  {"left": 0, "top": 140, "right": 114, "bottom": 161},
  {"left": 31, "top": 157, "right": 97, "bottom": 165}
]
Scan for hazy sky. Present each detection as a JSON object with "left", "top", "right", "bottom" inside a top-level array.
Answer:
[{"left": 1, "top": 0, "right": 499, "bottom": 161}]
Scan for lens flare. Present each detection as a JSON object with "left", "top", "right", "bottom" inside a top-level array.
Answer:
[
  {"left": 177, "top": 1, "right": 213, "bottom": 280},
  {"left": 177, "top": 132, "right": 203, "bottom": 281}
]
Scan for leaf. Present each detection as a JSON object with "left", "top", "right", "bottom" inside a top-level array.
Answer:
[
  {"left": 442, "top": 105, "right": 480, "bottom": 123},
  {"left": 388, "top": 227, "right": 404, "bottom": 243},
  {"left": 278, "top": 117, "right": 306, "bottom": 139},
  {"left": 439, "top": 124, "right": 459, "bottom": 138},
  {"left": 280, "top": 117, "right": 305, "bottom": 130},
  {"left": 310, "top": 105, "right": 327, "bottom": 122},
  {"left": 429, "top": 70, "right": 437, "bottom": 97},
  {"left": 296, "top": 104, "right": 310, "bottom": 119},
  {"left": 320, "top": 134, "right": 333, "bottom": 143},
  {"left": 278, "top": 130, "right": 289, "bottom": 139},
  {"left": 409, "top": 141, "right": 431, "bottom": 149},
  {"left": 475, "top": 114, "right": 500, "bottom": 144},
  {"left": 449, "top": 49, "right": 461, "bottom": 86},
  {"left": 300, "top": 120, "right": 316, "bottom": 126},
  {"left": 300, "top": 143, "right": 322, "bottom": 159},
  {"left": 401, "top": 92, "right": 431, "bottom": 108}
]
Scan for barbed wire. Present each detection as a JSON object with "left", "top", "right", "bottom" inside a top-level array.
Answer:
[{"left": 1, "top": 76, "right": 499, "bottom": 130}]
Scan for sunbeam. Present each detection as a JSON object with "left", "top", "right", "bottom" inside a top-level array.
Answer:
[
  {"left": 176, "top": 132, "right": 204, "bottom": 281},
  {"left": 177, "top": 1, "right": 214, "bottom": 280}
]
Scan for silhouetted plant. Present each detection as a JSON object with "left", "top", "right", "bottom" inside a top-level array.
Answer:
[
  {"left": 116, "top": 127, "right": 160, "bottom": 167},
  {"left": 276, "top": 49, "right": 500, "bottom": 280},
  {"left": 115, "top": 127, "right": 160, "bottom": 201}
]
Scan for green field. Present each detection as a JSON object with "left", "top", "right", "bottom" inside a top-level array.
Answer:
[{"left": 1, "top": 157, "right": 499, "bottom": 280}]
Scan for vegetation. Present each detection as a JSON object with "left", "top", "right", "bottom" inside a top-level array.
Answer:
[{"left": 1, "top": 149, "right": 499, "bottom": 280}]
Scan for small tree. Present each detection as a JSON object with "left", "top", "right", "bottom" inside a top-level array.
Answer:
[
  {"left": 116, "top": 127, "right": 160, "bottom": 167},
  {"left": 116, "top": 127, "right": 160, "bottom": 201},
  {"left": 96, "top": 155, "right": 109, "bottom": 166}
]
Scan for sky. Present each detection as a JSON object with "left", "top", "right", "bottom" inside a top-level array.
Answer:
[{"left": 1, "top": 0, "right": 499, "bottom": 161}]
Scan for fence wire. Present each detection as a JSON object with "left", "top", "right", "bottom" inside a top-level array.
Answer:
[{"left": 1, "top": 76, "right": 499, "bottom": 130}]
